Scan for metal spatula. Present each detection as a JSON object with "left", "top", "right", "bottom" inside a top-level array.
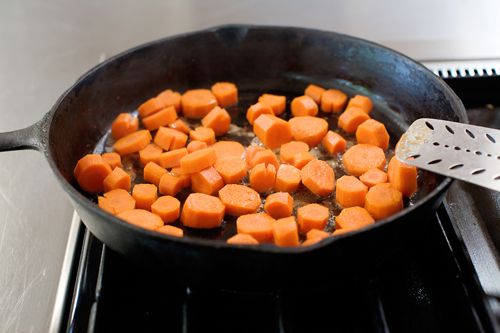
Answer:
[{"left": 395, "top": 118, "right": 500, "bottom": 192}]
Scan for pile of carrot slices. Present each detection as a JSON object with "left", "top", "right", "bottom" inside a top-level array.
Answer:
[{"left": 74, "top": 81, "right": 418, "bottom": 246}]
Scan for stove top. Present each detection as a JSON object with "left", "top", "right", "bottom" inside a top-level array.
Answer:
[{"left": 47, "top": 69, "right": 500, "bottom": 333}]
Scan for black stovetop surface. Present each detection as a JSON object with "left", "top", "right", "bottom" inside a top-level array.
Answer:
[{"left": 62, "top": 75, "right": 500, "bottom": 333}]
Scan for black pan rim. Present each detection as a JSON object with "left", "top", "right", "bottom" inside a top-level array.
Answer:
[{"left": 46, "top": 24, "right": 465, "bottom": 254}]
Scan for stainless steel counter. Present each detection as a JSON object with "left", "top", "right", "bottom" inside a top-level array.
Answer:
[{"left": 1, "top": 1, "right": 500, "bottom": 332}]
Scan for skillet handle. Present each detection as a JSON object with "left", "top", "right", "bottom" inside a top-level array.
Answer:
[{"left": 0, "top": 113, "right": 50, "bottom": 152}]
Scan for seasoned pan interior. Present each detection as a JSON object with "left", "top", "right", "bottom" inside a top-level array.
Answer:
[{"left": 48, "top": 26, "right": 463, "bottom": 242}]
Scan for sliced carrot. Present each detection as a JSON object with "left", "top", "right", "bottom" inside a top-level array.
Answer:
[
  {"left": 101, "top": 152, "right": 122, "bottom": 170},
  {"left": 245, "top": 146, "right": 265, "bottom": 166},
  {"left": 301, "top": 159, "right": 335, "bottom": 196},
  {"left": 360, "top": 168, "right": 388, "bottom": 188},
  {"left": 154, "top": 127, "right": 188, "bottom": 151},
  {"left": 342, "top": 144, "right": 386, "bottom": 177},
  {"left": 246, "top": 102, "right": 274, "bottom": 125},
  {"left": 113, "top": 130, "right": 152, "bottom": 156},
  {"left": 347, "top": 94, "right": 373, "bottom": 113},
  {"left": 191, "top": 166, "right": 224, "bottom": 195},
  {"left": 201, "top": 106, "right": 231, "bottom": 136},
  {"left": 264, "top": 192, "right": 293, "bottom": 219},
  {"left": 211, "top": 82, "right": 238, "bottom": 107},
  {"left": 111, "top": 113, "right": 139, "bottom": 140},
  {"left": 338, "top": 107, "right": 370, "bottom": 134},
  {"left": 181, "top": 193, "right": 225, "bottom": 229},
  {"left": 138, "top": 97, "right": 164, "bottom": 118},
  {"left": 249, "top": 163, "right": 276, "bottom": 193},
  {"left": 117, "top": 209, "right": 164, "bottom": 231},
  {"left": 289, "top": 116, "right": 328, "bottom": 147},
  {"left": 297, "top": 203, "right": 329, "bottom": 233},
  {"left": 181, "top": 89, "right": 218, "bottom": 119},
  {"left": 291, "top": 95, "right": 318, "bottom": 117},
  {"left": 304, "top": 84, "right": 325, "bottom": 104},
  {"left": 156, "top": 225, "right": 183, "bottom": 237},
  {"left": 320, "top": 89, "right": 347, "bottom": 113},
  {"left": 103, "top": 167, "right": 131, "bottom": 192},
  {"left": 132, "top": 183, "right": 158, "bottom": 211},
  {"left": 227, "top": 234, "right": 259, "bottom": 245},
  {"left": 387, "top": 157, "right": 417, "bottom": 197},
  {"left": 74, "top": 154, "right": 112, "bottom": 193},
  {"left": 253, "top": 114, "right": 292, "bottom": 149},
  {"left": 213, "top": 141, "right": 245, "bottom": 162},
  {"left": 151, "top": 195, "right": 181, "bottom": 224},
  {"left": 189, "top": 127, "right": 216, "bottom": 145},
  {"left": 143, "top": 161, "right": 167, "bottom": 186},
  {"left": 139, "top": 143, "right": 163, "bottom": 166},
  {"left": 258, "top": 93, "right": 286, "bottom": 116},
  {"left": 274, "top": 164, "right": 301, "bottom": 192},
  {"left": 159, "top": 172, "right": 189, "bottom": 196},
  {"left": 322, "top": 131, "right": 346, "bottom": 155},
  {"left": 156, "top": 147, "right": 188, "bottom": 169},
  {"left": 219, "top": 184, "right": 261, "bottom": 216},
  {"left": 170, "top": 167, "right": 191, "bottom": 188},
  {"left": 169, "top": 119, "right": 191, "bottom": 134},
  {"left": 336, "top": 206, "right": 375, "bottom": 230},
  {"left": 292, "top": 151, "right": 315, "bottom": 170},
  {"left": 364, "top": 183, "right": 403, "bottom": 220},
  {"left": 272, "top": 216, "right": 299, "bottom": 247},
  {"left": 306, "top": 229, "right": 330, "bottom": 241},
  {"left": 279, "top": 141, "right": 309, "bottom": 164},
  {"left": 98, "top": 189, "right": 135, "bottom": 215},
  {"left": 332, "top": 228, "right": 353, "bottom": 237},
  {"left": 335, "top": 175, "right": 368, "bottom": 208},
  {"left": 142, "top": 106, "right": 178, "bottom": 131},
  {"left": 180, "top": 147, "right": 216, "bottom": 174},
  {"left": 187, "top": 140, "right": 208, "bottom": 153},
  {"left": 247, "top": 149, "right": 279, "bottom": 169},
  {"left": 157, "top": 89, "right": 181, "bottom": 112},
  {"left": 214, "top": 157, "right": 247, "bottom": 184},
  {"left": 236, "top": 213, "right": 275, "bottom": 243},
  {"left": 356, "top": 119, "right": 390, "bottom": 150}
]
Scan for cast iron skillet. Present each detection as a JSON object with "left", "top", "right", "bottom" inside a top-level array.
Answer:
[{"left": 0, "top": 25, "right": 466, "bottom": 290}]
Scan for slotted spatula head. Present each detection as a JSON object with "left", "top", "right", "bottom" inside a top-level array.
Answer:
[{"left": 395, "top": 118, "right": 500, "bottom": 192}]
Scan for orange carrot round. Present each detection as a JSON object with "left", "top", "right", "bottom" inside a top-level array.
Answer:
[
  {"left": 279, "top": 141, "right": 309, "bottom": 164},
  {"left": 272, "top": 216, "right": 299, "bottom": 247},
  {"left": 347, "top": 94, "right": 373, "bottom": 113},
  {"left": 291, "top": 95, "right": 318, "bottom": 117},
  {"left": 297, "top": 203, "right": 329, "bottom": 233},
  {"left": 247, "top": 149, "right": 279, "bottom": 169},
  {"left": 117, "top": 209, "right": 164, "bottom": 231},
  {"left": 264, "top": 192, "right": 293, "bottom": 219},
  {"left": 98, "top": 189, "right": 136, "bottom": 215},
  {"left": 113, "top": 130, "right": 152, "bottom": 155},
  {"left": 201, "top": 106, "right": 231, "bottom": 136},
  {"left": 289, "top": 116, "right": 328, "bottom": 147},
  {"left": 154, "top": 127, "right": 188, "bottom": 151},
  {"left": 181, "top": 193, "right": 225, "bottom": 228},
  {"left": 304, "top": 84, "right": 325, "bottom": 104},
  {"left": 291, "top": 151, "right": 315, "bottom": 170},
  {"left": 156, "top": 147, "right": 189, "bottom": 169},
  {"left": 101, "top": 152, "right": 122, "bottom": 170},
  {"left": 274, "top": 164, "right": 301, "bottom": 192},
  {"left": 338, "top": 107, "right": 370, "bottom": 133},
  {"left": 181, "top": 89, "right": 218, "bottom": 119},
  {"left": 258, "top": 93, "right": 286, "bottom": 115},
  {"left": 159, "top": 172, "right": 189, "bottom": 196},
  {"left": 364, "top": 183, "right": 403, "bottom": 220},
  {"left": 219, "top": 184, "right": 261, "bottom": 216},
  {"left": 342, "top": 144, "right": 386, "bottom": 177},
  {"left": 186, "top": 140, "right": 208, "bottom": 153},
  {"left": 157, "top": 89, "right": 181, "bottom": 111},
  {"left": 156, "top": 225, "right": 183, "bottom": 237},
  {"left": 190, "top": 166, "right": 224, "bottom": 195},
  {"left": 360, "top": 168, "right": 388, "bottom": 188},
  {"left": 335, "top": 175, "right": 368, "bottom": 208},
  {"left": 189, "top": 127, "right": 216, "bottom": 145},
  {"left": 169, "top": 119, "right": 191, "bottom": 134},
  {"left": 387, "top": 157, "right": 417, "bottom": 197},
  {"left": 103, "top": 167, "right": 131, "bottom": 192},
  {"left": 180, "top": 147, "right": 216, "bottom": 174},
  {"left": 246, "top": 102, "right": 274, "bottom": 125},
  {"left": 151, "top": 195, "right": 181, "bottom": 224},
  {"left": 253, "top": 114, "right": 292, "bottom": 149},
  {"left": 236, "top": 213, "right": 275, "bottom": 243},
  {"left": 211, "top": 82, "right": 238, "bottom": 107},
  {"left": 74, "top": 154, "right": 112, "bottom": 193},
  {"left": 139, "top": 143, "right": 163, "bottom": 166},
  {"left": 322, "top": 131, "right": 346, "bottom": 155},
  {"left": 142, "top": 106, "right": 178, "bottom": 131},
  {"left": 213, "top": 141, "right": 245, "bottom": 162},
  {"left": 132, "top": 183, "right": 158, "bottom": 211},
  {"left": 111, "top": 113, "right": 139, "bottom": 140},
  {"left": 138, "top": 97, "right": 164, "bottom": 118},
  {"left": 214, "top": 157, "right": 247, "bottom": 184},
  {"left": 300, "top": 159, "right": 335, "bottom": 197},
  {"left": 356, "top": 119, "right": 390, "bottom": 150},
  {"left": 336, "top": 206, "right": 375, "bottom": 230},
  {"left": 143, "top": 161, "right": 167, "bottom": 186},
  {"left": 227, "top": 233, "right": 259, "bottom": 245},
  {"left": 249, "top": 163, "right": 276, "bottom": 193},
  {"left": 320, "top": 89, "right": 347, "bottom": 113}
]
